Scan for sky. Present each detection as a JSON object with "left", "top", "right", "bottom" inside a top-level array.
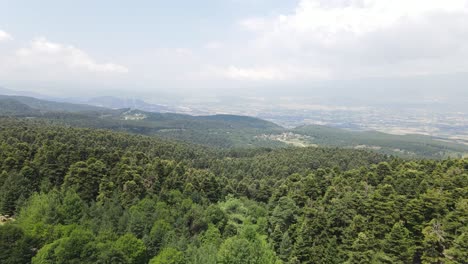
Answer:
[{"left": 1, "top": 0, "right": 468, "bottom": 100}]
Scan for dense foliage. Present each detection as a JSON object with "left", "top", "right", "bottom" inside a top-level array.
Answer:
[{"left": 0, "top": 118, "right": 466, "bottom": 263}]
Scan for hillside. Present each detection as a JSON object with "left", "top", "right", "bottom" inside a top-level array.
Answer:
[
  {"left": 0, "top": 118, "right": 466, "bottom": 264},
  {"left": 0, "top": 95, "right": 287, "bottom": 148},
  {"left": 0, "top": 94, "right": 108, "bottom": 113},
  {"left": 77, "top": 96, "right": 173, "bottom": 112},
  {"left": 291, "top": 125, "right": 468, "bottom": 158},
  {"left": 0, "top": 98, "right": 36, "bottom": 116},
  {"left": 1, "top": 94, "right": 468, "bottom": 157}
]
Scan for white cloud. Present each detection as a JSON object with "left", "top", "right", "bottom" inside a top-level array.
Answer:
[
  {"left": 224, "top": 66, "right": 285, "bottom": 80},
  {"left": 15, "top": 38, "right": 128, "bottom": 74},
  {"left": 233, "top": 0, "right": 468, "bottom": 81},
  {"left": 239, "top": 17, "right": 269, "bottom": 31},
  {"left": 267, "top": 0, "right": 468, "bottom": 36},
  {"left": 204, "top": 41, "right": 223, "bottom": 50},
  {"left": 2, "top": 1, "right": 468, "bottom": 93},
  {"left": 212, "top": 65, "right": 330, "bottom": 81},
  {"left": 0, "top": 30, "right": 13, "bottom": 42}
]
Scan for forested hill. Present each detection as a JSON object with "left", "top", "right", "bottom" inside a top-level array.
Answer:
[
  {"left": 0, "top": 118, "right": 467, "bottom": 263},
  {"left": 1, "top": 94, "right": 468, "bottom": 157},
  {"left": 0, "top": 94, "right": 286, "bottom": 148},
  {"left": 0, "top": 94, "right": 108, "bottom": 113},
  {"left": 294, "top": 125, "right": 468, "bottom": 158},
  {"left": 0, "top": 98, "right": 36, "bottom": 115}
]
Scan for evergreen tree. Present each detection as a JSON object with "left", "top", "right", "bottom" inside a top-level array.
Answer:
[
  {"left": 421, "top": 221, "right": 447, "bottom": 264},
  {"left": 383, "top": 221, "right": 415, "bottom": 264},
  {"left": 445, "top": 231, "right": 468, "bottom": 263}
]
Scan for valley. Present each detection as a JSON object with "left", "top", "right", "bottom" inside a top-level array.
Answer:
[{"left": 1, "top": 94, "right": 468, "bottom": 159}]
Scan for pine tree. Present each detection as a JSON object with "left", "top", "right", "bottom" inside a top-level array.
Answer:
[
  {"left": 345, "top": 232, "right": 377, "bottom": 264},
  {"left": 444, "top": 231, "right": 468, "bottom": 263},
  {"left": 279, "top": 231, "right": 292, "bottom": 261},
  {"left": 421, "top": 221, "right": 447, "bottom": 264},
  {"left": 383, "top": 221, "right": 415, "bottom": 264}
]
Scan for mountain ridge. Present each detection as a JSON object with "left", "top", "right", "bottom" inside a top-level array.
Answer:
[{"left": 0, "top": 93, "right": 467, "bottom": 157}]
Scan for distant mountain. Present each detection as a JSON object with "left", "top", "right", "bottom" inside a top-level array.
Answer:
[
  {"left": 0, "top": 98, "right": 36, "bottom": 115},
  {"left": 74, "top": 96, "right": 173, "bottom": 112},
  {"left": 0, "top": 86, "right": 11, "bottom": 94},
  {"left": 129, "top": 111, "right": 283, "bottom": 130},
  {"left": 0, "top": 95, "right": 109, "bottom": 113},
  {"left": 0, "top": 87, "right": 175, "bottom": 113},
  {"left": 0, "top": 86, "right": 52, "bottom": 99},
  {"left": 198, "top": 114, "right": 282, "bottom": 130}
]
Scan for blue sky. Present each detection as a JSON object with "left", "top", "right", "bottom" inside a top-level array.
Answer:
[
  {"left": 1, "top": 0, "right": 295, "bottom": 52},
  {"left": 1, "top": 0, "right": 468, "bottom": 99}
]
